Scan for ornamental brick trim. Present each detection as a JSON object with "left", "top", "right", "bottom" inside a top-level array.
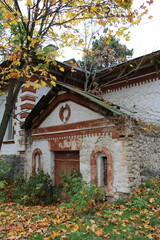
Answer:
[
  {"left": 20, "top": 112, "right": 29, "bottom": 119},
  {"left": 59, "top": 104, "right": 71, "bottom": 123},
  {"left": 21, "top": 86, "right": 36, "bottom": 93},
  {"left": 20, "top": 95, "right": 36, "bottom": 102},
  {"left": 32, "top": 148, "right": 43, "bottom": 173},
  {"left": 31, "top": 92, "right": 110, "bottom": 129},
  {"left": 21, "top": 103, "right": 35, "bottom": 110},
  {"left": 90, "top": 146, "right": 113, "bottom": 196},
  {"left": 103, "top": 72, "right": 159, "bottom": 93}
]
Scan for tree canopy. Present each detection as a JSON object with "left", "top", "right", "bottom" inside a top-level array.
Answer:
[
  {"left": 78, "top": 36, "right": 133, "bottom": 71},
  {"left": 0, "top": 0, "right": 153, "bottom": 149}
]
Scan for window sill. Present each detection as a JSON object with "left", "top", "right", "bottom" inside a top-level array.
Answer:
[{"left": 3, "top": 140, "right": 15, "bottom": 144}]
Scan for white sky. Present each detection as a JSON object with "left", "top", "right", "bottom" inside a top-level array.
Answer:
[
  {"left": 122, "top": 0, "right": 160, "bottom": 58},
  {"left": 59, "top": 0, "right": 160, "bottom": 61}
]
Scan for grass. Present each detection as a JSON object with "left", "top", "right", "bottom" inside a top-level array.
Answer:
[{"left": 0, "top": 178, "right": 159, "bottom": 240}]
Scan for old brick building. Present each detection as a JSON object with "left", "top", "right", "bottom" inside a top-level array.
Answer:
[{"left": 0, "top": 51, "right": 160, "bottom": 199}]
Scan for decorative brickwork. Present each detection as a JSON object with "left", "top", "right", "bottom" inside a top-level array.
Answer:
[
  {"left": 32, "top": 148, "right": 43, "bottom": 173},
  {"left": 90, "top": 146, "right": 113, "bottom": 196},
  {"left": 59, "top": 104, "right": 71, "bottom": 122}
]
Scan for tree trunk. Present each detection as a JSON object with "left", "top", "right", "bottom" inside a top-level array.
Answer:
[{"left": 0, "top": 78, "right": 24, "bottom": 150}]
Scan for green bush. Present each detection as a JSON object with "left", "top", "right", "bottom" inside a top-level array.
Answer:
[
  {"left": 0, "top": 157, "right": 11, "bottom": 180},
  {"left": 0, "top": 157, "right": 12, "bottom": 203},
  {"left": 61, "top": 169, "right": 83, "bottom": 197},
  {"left": 61, "top": 169, "right": 105, "bottom": 213},
  {"left": 13, "top": 170, "right": 56, "bottom": 205}
]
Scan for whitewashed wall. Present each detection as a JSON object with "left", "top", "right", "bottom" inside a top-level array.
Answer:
[
  {"left": 0, "top": 93, "right": 6, "bottom": 123},
  {"left": 0, "top": 93, "right": 20, "bottom": 154},
  {"left": 25, "top": 134, "right": 130, "bottom": 196},
  {"left": 0, "top": 86, "right": 51, "bottom": 155},
  {"left": 40, "top": 100, "right": 103, "bottom": 127},
  {"left": 103, "top": 79, "right": 160, "bottom": 124},
  {"left": 80, "top": 134, "right": 130, "bottom": 195}
]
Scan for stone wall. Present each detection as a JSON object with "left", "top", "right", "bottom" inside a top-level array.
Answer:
[
  {"left": 0, "top": 155, "right": 24, "bottom": 177},
  {"left": 124, "top": 119, "right": 160, "bottom": 192}
]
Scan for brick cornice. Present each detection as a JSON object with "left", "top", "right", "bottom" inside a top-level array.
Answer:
[
  {"left": 33, "top": 118, "right": 111, "bottom": 133},
  {"left": 102, "top": 72, "right": 159, "bottom": 93}
]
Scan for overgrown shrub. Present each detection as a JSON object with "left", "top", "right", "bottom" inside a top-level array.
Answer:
[
  {"left": 0, "top": 157, "right": 12, "bottom": 203},
  {"left": 0, "top": 157, "right": 11, "bottom": 180},
  {"left": 61, "top": 169, "right": 105, "bottom": 213},
  {"left": 12, "top": 170, "right": 57, "bottom": 205}
]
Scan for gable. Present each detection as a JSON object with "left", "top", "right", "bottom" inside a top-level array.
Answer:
[
  {"left": 23, "top": 84, "right": 124, "bottom": 131},
  {"left": 39, "top": 98, "right": 103, "bottom": 128}
]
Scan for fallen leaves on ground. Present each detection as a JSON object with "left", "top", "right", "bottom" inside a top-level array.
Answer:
[{"left": 0, "top": 178, "right": 159, "bottom": 239}]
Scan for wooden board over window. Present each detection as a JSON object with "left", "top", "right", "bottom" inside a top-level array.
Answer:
[{"left": 54, "top": 151, "right": 80, "bottom": 185}]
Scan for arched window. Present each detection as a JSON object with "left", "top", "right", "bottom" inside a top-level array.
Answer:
[
  {"left": 97, "top": 154, "right": 107, "bottom": 187},
  {"left": 32, "top": 148, "right": 43, "bottom": 173},
  {"left": 35, "top": 153, "right": 41, "bottom": 172},
  {"left": 90, "top": 147, "right": 113, "bottom": 196}
]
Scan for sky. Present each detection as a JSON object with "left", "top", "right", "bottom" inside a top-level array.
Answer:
[
  {"left": 59, "top": 0, "right": 160, "bottom": 61},
  {"left": 122, "top": 0, "right": 160, "bottom": 58}
]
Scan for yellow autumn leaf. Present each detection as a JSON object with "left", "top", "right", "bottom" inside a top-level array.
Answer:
[
  {"left": 29, "top": 39, "right": 38, "bottom": 47},
  {"left": 83, "top": 52, "right": 87, "bottom": 57},
  {"left": 50, "top": 75, "right": 57, "bottom": 81},
  {"left": 52, "top": 51, "right": 60, "bottom": 57},
  {"left": 27, "top": 36, "right": 32, "bottom": 41},
  {"left": 50, "top": 81, "right": 56, "bottom": 87},
  {"left": 23, "top": 53, "right": 27, "bottom": 58},
  {"left": 0, "top": 212, "right": 6, "bottom": 216},
  {"left": 33, "top": 80, "right": 41, "bottom": 89},
  {"left": 26, "top": 0, "right": 32, "bottom": 6},
  {"left": 25, "top": 81, "right": 31, "bottom": 88},
  {"left": 13, "top": 60, "right": 21, "bottom": 66},
  {"left": 6, "top": 12, "right": 15, "bottom": 19},
  {"left": 50, "top": 231, "right": 61, "bottom": 238},
  {"left": 71, "top": 223, "right": 79, "bottom": 232},
  {"left": 19, "top": 231, "right": 27, "bottom": 235},
  {"left": 59, "top": 67, "right": 65, "bottom": 72},
  {"left": 71, "top": 68, "right": 76, "bottom": 73},
  {"left": 4, "top": 22, "right": 11, "bottom": 28},
  {"left": 41, "top": 80, "right": 47, "bottom": 87},
  {"left": 7, "top": 231, "right": 15, "bottom": 236}
]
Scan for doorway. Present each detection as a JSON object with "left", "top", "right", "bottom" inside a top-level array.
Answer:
[{"left": 54, "top": 151, "right": 80, "bottom": 185}]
